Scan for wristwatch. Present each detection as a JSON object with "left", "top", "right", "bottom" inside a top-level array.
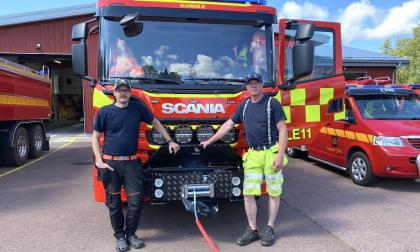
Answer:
[{"left": 166, "top": 138, "right": 175, "bottom": 144}]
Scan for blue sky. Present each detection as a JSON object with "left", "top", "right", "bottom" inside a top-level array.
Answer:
[{"left": 1, "top": 0, "right": 419, "bottom": 52}]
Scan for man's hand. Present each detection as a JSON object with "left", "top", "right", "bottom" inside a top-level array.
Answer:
[
  {"left": 200, "top": 140, "right": 212, "bottom": 149},
  {"left": 169, "top": 142, "right": 180, "bottom": 154},
  {"left": 95, "top": 159, "right": 114, "bottom": 171},
  {"left": 272, "top": 155, "right": 284, "bottom": 173}
]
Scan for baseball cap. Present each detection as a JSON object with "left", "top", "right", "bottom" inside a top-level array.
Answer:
[
  {"left": 114, "top": 79, "right": 132, "bottom": 90},
  {"left": 245, "top": 73, "right": 262, "bottom": 85}
]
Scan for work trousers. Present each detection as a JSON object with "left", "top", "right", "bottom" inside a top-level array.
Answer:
[{"left": 98, "top": 159, "right": 143, "bottom": 240}]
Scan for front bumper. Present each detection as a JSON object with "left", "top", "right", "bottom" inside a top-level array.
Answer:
[
  {"left": 371, "top": 146, "right": 420, "bottom": 178},
  {"left": 144, "top": 170, "right": 243, "bottom": 201}
]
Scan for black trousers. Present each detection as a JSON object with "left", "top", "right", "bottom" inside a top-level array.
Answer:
[{"left": 98, "top": 159, "right": 143, "bottom": 240}]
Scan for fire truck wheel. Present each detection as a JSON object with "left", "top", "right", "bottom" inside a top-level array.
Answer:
[
  {"left": 2, "top": 127, "right": 29, "bottom": 166},
  {"left": 28, "top": 124, "right": 44, "bottom": 158},
  {"left": 286, "top": 148, "right": 298, "bottom": 158},
  {"left": 348, "top": 152, "right": 377, "bottom": 186}
]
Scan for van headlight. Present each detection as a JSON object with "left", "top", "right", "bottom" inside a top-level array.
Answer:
[{"left": 373, "top": 136, "right": 404, "bottom": 147}]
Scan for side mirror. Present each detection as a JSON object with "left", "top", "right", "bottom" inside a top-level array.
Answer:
[
  {"left": 72, "top": 43, "right": 86, "bottom": 77},
  {"left": 120, "top": 12, "right": 143, "bottom": 37},
  {"left": 72, "top": 22, "right": 87, "bottom": 77},
  {"left": 72, "top": 22, "right": 87, "bottom": 41},
  {"left": 291, "top": 23, "right": 315, "bottom": 82}
]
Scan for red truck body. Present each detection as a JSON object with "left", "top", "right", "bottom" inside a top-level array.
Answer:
[{"left": 0, "top": 58, "right": 51, "bottom": 166}]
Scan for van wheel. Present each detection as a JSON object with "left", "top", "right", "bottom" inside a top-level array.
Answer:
[
  {"left": 2, "top": 127, "right": 29, "bottom": 166},
  {"left": 28, "top": 124, "right": 44, "bottom": 158},
  {"left": 348, "top": 152, "right": 377, "bottom": 186}
]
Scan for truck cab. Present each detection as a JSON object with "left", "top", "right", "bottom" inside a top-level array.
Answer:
[{"left": 307, "top": 85, "right": 420, "bottom": 186}]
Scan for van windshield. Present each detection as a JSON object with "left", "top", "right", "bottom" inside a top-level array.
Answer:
[{"left": 355, "top": 95, "right": 420, "bottom": 120}]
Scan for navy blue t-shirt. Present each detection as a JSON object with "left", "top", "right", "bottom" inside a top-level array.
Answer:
[
  {"left": 93, "top": 101, "right": 154, "bottom": 156},
  {"left": 231, "top": 95, "right": 287, "bottom": 148}
]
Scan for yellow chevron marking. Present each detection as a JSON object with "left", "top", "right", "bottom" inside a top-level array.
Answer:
[
  {"left": 345, "top": 130, "right": 356, "bottom": 140},
  {"left": 335, "top": 129, "right": 346, "bottom": 138},
  {"left": 320, "top": 127, "right": 328, "bottom": 134},
  {"left": 355, "top": 133, "right": 369, "bottom": 143},
  {"left": 367, "top": 134, "right": 374, "bottom": 143},
  {"left": 326, "top": 127, "right": 336, "bottom": 136},
  {"left": 93, "top": 88, "right": 113, "bottom": 108}
]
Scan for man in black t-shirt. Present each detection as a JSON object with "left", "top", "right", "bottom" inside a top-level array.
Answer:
[
  {"left": 92, "top": 79, "right": 179, "bottom": 252},
  {"left": 201, "top": 73, "right": 288, "bottom": 247}
]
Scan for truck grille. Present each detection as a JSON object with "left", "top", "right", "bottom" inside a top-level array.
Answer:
[
  {"left": 146, "top": 171, "right": 240, "bottom": 201},
  {"left": 407, "top": 138, "right": 420, "bottom": 149}
]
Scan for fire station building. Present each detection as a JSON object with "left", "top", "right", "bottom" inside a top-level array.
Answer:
[{"left": 0, "top": 4, "right": 410, "bottom": 133}]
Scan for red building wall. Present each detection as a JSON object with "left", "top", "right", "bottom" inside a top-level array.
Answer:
[
  {"left": 0, "top": 15, "right": 93, "bottom": 54},
  {"left": 344, "top": 66, "right": 395, "bottom": 80}
]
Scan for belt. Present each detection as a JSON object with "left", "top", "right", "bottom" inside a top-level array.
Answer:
[
  {"left": 102, "top": 154, "right": 138, "bottom": 161},
  {"left": 249, "top": 143, "right": 277, "bottom": 151}
]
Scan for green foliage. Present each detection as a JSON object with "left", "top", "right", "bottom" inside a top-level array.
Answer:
[{"left": 381, "top": 26, "right": 420, "bottom": 84}]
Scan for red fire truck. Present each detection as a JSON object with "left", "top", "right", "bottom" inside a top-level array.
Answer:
[
  {"left": 72, "top": 0, "right": 345, "bottom": 210},
  {"left": 289, "top": 84, "right": 420, "bottom": 186},
  {"left": 0, "top": 57, "right": 51, "bottom": 166}
]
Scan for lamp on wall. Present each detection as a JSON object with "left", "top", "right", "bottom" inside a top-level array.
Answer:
[{"left": 35, "top": 43, "right": 41, "bottom": 50}]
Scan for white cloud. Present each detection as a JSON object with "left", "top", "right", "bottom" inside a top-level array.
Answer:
[
  {"left": 364, "top": 0, "right": 420, "bottom": 39},
  {"left": 141, "top": 56, "right": 154, "bottom": 66},
  {"left": 338, "top": 0, "right": 420, "bottom": 43},
  {"left": 278, "top": 1, "right": 329, "bottom": 20},
  {"left": 168, "top": 54, "right": 236, "bottom": 78},
  {"left": 154, "top": 45, "right": 169, "bottom": 57}
]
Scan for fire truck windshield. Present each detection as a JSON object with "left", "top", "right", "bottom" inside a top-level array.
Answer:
[
  {"left": 355, "top": 94, "right": 420, "bottom": 120},
  {"left": 100, "top": 18, "right": 271, "bottom": 86}
]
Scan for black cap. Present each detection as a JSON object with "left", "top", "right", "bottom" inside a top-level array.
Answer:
[
  {"left": 245, "top": 73, "right": 262, "bottom": 85},
  {"left": 114, "top": 79, "right": 132, "bottom": 90}
]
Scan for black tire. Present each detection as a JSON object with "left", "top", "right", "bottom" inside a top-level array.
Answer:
[
  {"left": 28, "top": 124, "right": 44, "bottom": 158},
  {"left": 2, "top": 127, "right": 29, "bottom": 166},
  {"left": 348, "top": 152, "right": 377, "bottom": 186},
  {"left": 286, "top": 147, "right": 298, "bottom": 158}
]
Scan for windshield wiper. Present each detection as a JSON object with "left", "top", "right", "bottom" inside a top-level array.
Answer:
[
  {"left": 185, "top": 78, "right": 245, "bottom": 84},
  {"left": 110, "top": 77, "right": 183, "bottom": 84}
]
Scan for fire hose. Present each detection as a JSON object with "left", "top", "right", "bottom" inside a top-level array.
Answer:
[{"left": 188, "top": 190, "right": 220, "bottom": 252}]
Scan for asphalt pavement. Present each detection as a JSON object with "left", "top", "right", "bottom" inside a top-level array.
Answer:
[{"left": 0, "top": 139, "right": 419, "bottom": 252}]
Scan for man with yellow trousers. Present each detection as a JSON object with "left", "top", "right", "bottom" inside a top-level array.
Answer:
[{"left": 201, "top": 73, "right": 288, "bottom": 247}]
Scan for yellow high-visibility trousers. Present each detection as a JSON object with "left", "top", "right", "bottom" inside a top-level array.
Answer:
[{"left": 242, "top": 144, "right": 288, "bottom": 197}]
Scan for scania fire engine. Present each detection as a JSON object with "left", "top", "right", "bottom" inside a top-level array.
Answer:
[{"left": 72, "top": 0, "right": 345, "bottom": 211}]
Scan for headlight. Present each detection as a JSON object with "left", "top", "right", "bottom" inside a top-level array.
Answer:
[
  {"left": 196, "top": 125, "right": 214, "bottom": 142},
  {"left": 174, "top": 125, "right": 193, "bottom": 144},
  {"left": 151, "top": 128, "right": 167, "bottom": 145},
  {"left": 373, "top": 136, "right": 405, "bottom": 147},
  {"left": 221, "top": 128, "right": 238, "bottom": 143}
]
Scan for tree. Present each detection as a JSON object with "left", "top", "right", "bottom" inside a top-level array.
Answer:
[{"left": 381, "top": 25, "right": 420, "bottom": 84}]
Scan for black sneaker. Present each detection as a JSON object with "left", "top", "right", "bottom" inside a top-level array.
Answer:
[
  {"left": 260, "top": 225, "right": 275, "bottom": 246},
  {"left": 237, "top": 226, "right": 259, "bottom": 246},
  {"left": 127, "top": 235, "right": 145, "bottom": 249},
  {"left": 116, "top": 237, "right": 129, "bottom": 252}
]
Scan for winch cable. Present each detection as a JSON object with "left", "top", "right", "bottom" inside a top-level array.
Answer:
[{"left": 192, "top": 190, "right": 220, "bottom": 252}]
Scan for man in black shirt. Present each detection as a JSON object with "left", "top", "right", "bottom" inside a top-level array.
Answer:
[
  {"left": 201, "top": 73, "right": 288, "bottom": 247},
  {"left": 92, "top": 79, "right": 180, "bottom": 252}
]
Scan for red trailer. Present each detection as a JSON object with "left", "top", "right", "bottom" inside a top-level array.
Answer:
[{"left": 0, "top": 57, "right": 51, "bottom": 166}]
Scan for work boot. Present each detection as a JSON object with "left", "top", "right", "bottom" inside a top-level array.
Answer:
[
  {"left": 116, "top": 237, "right": 129, "bottom": 252},
  {"left": 260, "top": 225, "right": 275, "bottom": 246},
  {"left": 127, "top": 235, "right": 145, "bottom": 249},
  {"left": 236, "top": 226, "right": 259, "bottom": 246}
]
